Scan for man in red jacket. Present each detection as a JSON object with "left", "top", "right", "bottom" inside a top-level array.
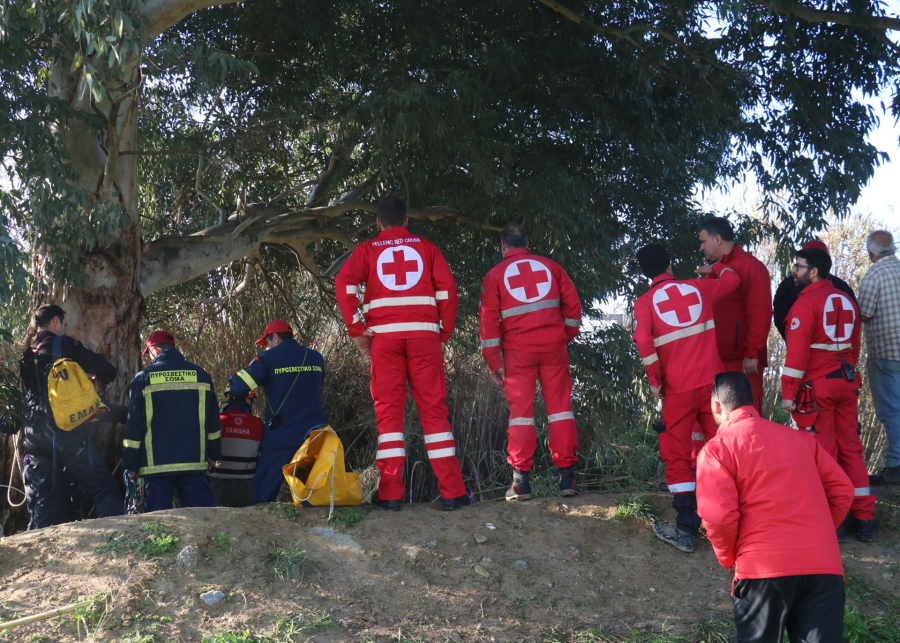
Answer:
[
  {"left": 696, "top": 217, "right": 772, "bottom": 411},
  {"left": 781, "top": 247, "right": 875, "bottom": 541},
  {"left": 479, "top": 223, "right": 583, "bottom": 500},
  {"left": 698, "top": 371, "right": 853, "bottom": 643},
  {"left": 633, "top": 244, "right": 740, "bottom": 552},
  {"left": 336, "top": 196, "right": 469, "bottom": 512}
]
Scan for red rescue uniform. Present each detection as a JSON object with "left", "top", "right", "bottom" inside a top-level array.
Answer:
[
  {"left": 703, "top": 244, "right": 772, "bottom": 409},
  {"left": 336, "top": 227, "right": 466, "bottom": 502},
  {"left": 478, "top": 248, "right": 582, "bottom": 471},
  {"left": 782, "top": 279, "right": 874, "bottom": 520},
  {"left": 633, "top": 264, "right": 740, "bottom": 497}
]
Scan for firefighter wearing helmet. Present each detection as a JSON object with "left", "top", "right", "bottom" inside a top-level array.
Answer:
[{"left": 228, "top": 320, "right": 329, "bottom": 504}]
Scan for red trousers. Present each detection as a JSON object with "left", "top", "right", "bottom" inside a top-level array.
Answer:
[
  {"left": 370, "top": 336, "right": 466, "bottom": 501},
  {"left": 721, "top": 359, "right": 764, "bottom": 412},
  {"left": 810, "top": 376, "right": 874, "bottom": 520},
  {"left": 661, "top": 385, "right": 717, "bottom": 494},
  {"left": 502, "top": 346, "right": 578, "bottom": 472}
]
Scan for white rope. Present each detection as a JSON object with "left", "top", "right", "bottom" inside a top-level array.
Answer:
[
  {"left": 327, "top": 448, "right": 336, "bottom": 523},
  {"left": 6, "top": 433, "right": 26, "bottom": 508}
]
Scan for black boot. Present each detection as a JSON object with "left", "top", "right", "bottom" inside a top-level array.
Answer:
[
  {"left": 442, "top": 489, "right": 473, "bottom": 511},
  {"left": 372, "top": 490, "right": 401, "bottom": 512},
  {"left": 557, "top": 466, "right": 580, "bottom": 497}
]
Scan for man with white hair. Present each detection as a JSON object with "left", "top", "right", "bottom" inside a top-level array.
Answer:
[{"left": 858, "top": 229, "right": 900, "bottom": 485}]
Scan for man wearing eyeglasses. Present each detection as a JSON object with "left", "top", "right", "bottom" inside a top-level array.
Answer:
[
  {"left": 633, "top": 244, "right": 741, "bottom": 553},
  {"left": 781, "top": 247, "right": 875, "bottom": 542}
]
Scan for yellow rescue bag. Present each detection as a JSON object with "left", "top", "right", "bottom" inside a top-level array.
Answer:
[
  {"left": 282, "top": 426, "right": 361, "bottom": 507},
  {"left": 46, "top": 337, "right": 106, "bottom": 431}
]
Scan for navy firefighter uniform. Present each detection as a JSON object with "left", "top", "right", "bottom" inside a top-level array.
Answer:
[
  {"left": 122, "top": 332, "right": 221, "bottom": 512},
  {"left": 228, "top": 320, "right": 329, "bottom": 504}
]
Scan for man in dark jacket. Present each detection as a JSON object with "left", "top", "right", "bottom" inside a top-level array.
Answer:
[
  {"left": 228, "top": 320, "right": 329, "bottom": 504},
  {"left": 20, "top": 304, "right": 121, "bottom": 529},
  {"left": 123, "top": 331, "right": 221, "bottom": 512},
  {"left": 773, "top": 240, "right": 857, "bottom": 339}
]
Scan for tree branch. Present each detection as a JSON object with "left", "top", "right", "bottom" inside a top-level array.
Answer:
[
  {"left": 752, "top": 0, "right": 900, "bottom": 31},
  {"left": 139, "top": 0, "right": 245, "bottom": 40}
]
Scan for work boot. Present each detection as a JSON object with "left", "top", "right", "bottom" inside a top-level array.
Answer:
[
  {"left": 855, "top": 519, "right": 875, "bottom": 543},
  {"left": 372, "top": 490, "right": 401, "bottom": 512},
  {"left": 505, "top": 470, "right": 532, "bottom": 501},
  {"left": 558, "top": 466, "right": 580, "bottom": 497},
  {"left": 442, "top": 489, "right": 474, "bottom": 511},
  {"left": 836, "top": 521, "right": 846, "bottom": 543},
  {"left": 882, "top": 466, "right": 900, "bottom": 485},
  {"left": 657, "top": 480, "right": 669, "bottom": 492},
  {"left": 652, "top": 521, "right": 696, "bottom": 553}
]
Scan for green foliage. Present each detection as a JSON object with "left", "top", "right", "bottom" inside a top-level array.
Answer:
[
  {"left": 691, "top": 619, "right": 734, "bottom": 643},
  {"left": 269, "top": 541, "right": 315, "bottom": 581},
  {"left": 325, "top": 506, "right": 372, "bottom": 530},
  {"left": 72, "top": 591, "right": 110, "bottom": 639},
  {"left": 137, "top": 521, "right": 178, "bottom": 559},
  {"left": 259, "top": 502, "right": 302, "bottom": 521},
  {"left": 611, "top": 495, "right": 660, "bottom": 523},
  {"left": 203, "top": 631, "right": 265, "bottom": 643},
  {"left": 845, "top": 607, "right": 877, "bottom": 643}
]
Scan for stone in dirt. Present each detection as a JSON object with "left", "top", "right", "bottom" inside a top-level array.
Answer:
[
  {"left": 308, "top": 526, "right": 363, "bottom": 553},
  {"left": 474, "top": 535, "right": 487, "bottom": 544},
  {"left": 200, "top": 590, "right": 226, "bottom": 605},
  {"left": 176, "top": 545, "right": 199, "bottom": 569}
]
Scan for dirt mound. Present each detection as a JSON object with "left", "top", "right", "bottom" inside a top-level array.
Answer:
[{"left": 0, "top": 491, "right": 898, "bottom": 642}]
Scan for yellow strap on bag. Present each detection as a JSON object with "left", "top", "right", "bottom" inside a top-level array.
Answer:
[
  {"left": 282, "top": 426, "right": 361, "bottom": 507},
  {"left": 47, "top": 357, "right": 105, "bottom": 431}
]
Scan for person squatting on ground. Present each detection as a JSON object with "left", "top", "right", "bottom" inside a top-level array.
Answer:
[
  {"left": 773, "top": 240, "right": 857, "bottom": 341},
  {"left": 208, "top": 390, "right": 263, "bottom": 507},
  {"left": 698, "top": 372, "right": 854, "bottom": 643},
  {"left": 20, "top": 304, "right": 122, "bottom": 529},
  {"left": 696, "top": 217, "right": 772, "bottom": 410},
  {"left": 335, "top": 195, "right": 470, "bottom": 511},
  {"left": 478, "top": 222, "right": 582, "bottom": 501},
  {"left": 228, "top": 320, "right": 329, "bottom": 504},
  {"left": 857, "top": 230, "right": 900, "bottom": 486},
  {"left": 781, "top": 248, "right": 876, "bottom": 542},
  {"left": 122, "top": 331, "right": 221, "bottom": 512},
  {"left": 633, "top": 244, "right": 740, "bottom": 553}
]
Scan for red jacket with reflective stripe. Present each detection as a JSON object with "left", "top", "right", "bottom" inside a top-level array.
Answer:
[
  {"left": 478, "top": 249, "right": 581, "bottom": 371},
  {"left": 702, "top": 244, "right": 773, "bottom": 362},
  {"left": 697, "top": 407, "right": 853, "bottom": 579},
  {"left": 632, "top": 265, "right": 740, "bottom": 394},
  {"left": 781, "top": 279, "right": 861, "bottom": 401},
  {"left": 335, "top": 227, "right": 458, "bottom": 342}
]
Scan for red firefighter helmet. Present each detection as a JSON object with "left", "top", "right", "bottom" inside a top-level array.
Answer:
[{"left": 791, "top": 382, "right": 818, "bottom": 429}]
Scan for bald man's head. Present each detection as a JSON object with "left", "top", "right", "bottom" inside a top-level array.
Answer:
[{"left": 867, "top": 230, "right": 896, "bottom": 261}]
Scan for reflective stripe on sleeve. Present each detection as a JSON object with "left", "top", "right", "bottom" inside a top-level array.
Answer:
[
  {"left": 236, "top": 369, "right": 259, "bottom": 391},
  {"left": 435, "top": 290, "right": 449, "bottom": 300},
  {"left": 378, "top": 432, "right": 405, "bottom": 444},
  {"left": 691, "top": 432, "right": 705, "bottom": 441},
  {"left": 346, "top": 285, "right": 359, "bottom": 294},
  {"left": 500, "top": 299, "right": 561, "bottom": 319},
  {"left": 654, "top": 320, "right": 716, "bottom": 347},
  {"left": 718, "top": 267, "right": 735, "bottom": 274},
  {"left": 547, "top": 412, "right": 575, "bottom": 423},
  {"left": 363, "top": 296, "right": 437, "bottom": 312},
  {"left": 642, "top": 353, "right": 659, "bottom": 365},
  {"left": 424, "top": 432, "right": 455, "bottom": 444},
  {"left": 481, "top": 338, "right": 501, "bottom": 348},
  {"left": 427, "top": 447, "right": 457, "bottom": 459},
  {"left": 855, "top": 487, "right": 871, "bottom": 496},
  {"left": 811, "top": 343, "right": 854, "bottom": 352},
  {"left": 376, "top": 448, "right": 406, "bottom": 459},
  {"left": 564, "top": 318, "right": 580, "bottom": 327},
  {"left": 509, "top": 417, "right": 535, "bottom": 426},
  {"left": 667, "top": 482, "right": 697, "bottom": 493},
  {"left": 367, "top": 322, "right": 440, "bottom": 334},
  {"left": 207, "top": 431, "right": 221, "bottom": 441},
  {"left": 122, "top": 439, "right": 141, "bottom": 449},
  {"left": 782, "top": 367, "right": 806, "bottom": 379}
]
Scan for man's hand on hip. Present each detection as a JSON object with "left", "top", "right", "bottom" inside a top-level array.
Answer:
[
  {"left": 490, "top": 367, "right": 505, "bottom": 387},
  {"left": 781, "top": 399, "right": 797, "bottom": 413},
  {"left": 651, "top": 384, "right": 665, "bottom": 400},
  {"left": 742, "top": 358, "right": 759, "bottom": 375},
  {"left": 352, "top": 329, "right": 375, "bottom": 357}
]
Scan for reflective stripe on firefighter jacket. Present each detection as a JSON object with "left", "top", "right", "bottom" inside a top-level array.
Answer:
[
  {"left": 702, "top": 244, "right": 773, "bottom": 363},
  {"left": 478, "top": 248, "right": 582, "bottom": 372},
  {"left": 335, "top": 227, "right": 458, "bottom": 343},
  {"left": 227, "top": 338, "right": 328, "bottom": 450},
  {"left": 632, "top": 264, "right": 741, "bottom": 394},
  {"left": 781, "top": 279, "right": 861, "bottom": 402},
  {"left": 122, "top": 349, "right": 221, "bottom": 477}
]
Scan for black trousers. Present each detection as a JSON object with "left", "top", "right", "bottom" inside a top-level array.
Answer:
[
  {"left": 144, "top": 472, "right": 215, "bottom": 512},
  {"left": 732, "top": 575, "right": 845, "bottom": 643}
]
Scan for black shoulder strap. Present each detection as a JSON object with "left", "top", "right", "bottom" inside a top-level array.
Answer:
[{"left": 52, "top": 335, "right": 63, "bottom": 361}]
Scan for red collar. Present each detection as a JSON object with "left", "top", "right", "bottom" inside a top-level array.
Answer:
[
  {"left": 503, "top": 248, "right": 530, "bottom": 260},
  {"left": 799, "top": 279, "right": 831, "bottom": 296},
  {"left": 649, "top": 273, "right": 677, "bottom": 289},
  {"left": 720, "top": 405, "right": 756, "bottom": 430},
  {"left": 719, "top": 244, "right": 745, "bottom": 265}
]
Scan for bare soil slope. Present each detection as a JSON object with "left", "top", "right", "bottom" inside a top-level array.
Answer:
[{"left": 1, "top": 491, "right": 898, "bottom": 642}]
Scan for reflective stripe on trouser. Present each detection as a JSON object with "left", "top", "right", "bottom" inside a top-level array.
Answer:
[
  {"left": 370, "top": 336, "right": 466, "bottom": 501},
  {"left": 721, "top": 359, "right": 764, "bottom": 412},
  {"left": 690, "top": 421, "right": 707, "bottom": 470},
  {"left": 502, "top": 345, "right": 578, "bottom": 472},
  {"left": 808, "top": 376, "right": 875, "bottom": 520},
  {"left": 660, "top": 384, "right": 717, "bottom": 495}
]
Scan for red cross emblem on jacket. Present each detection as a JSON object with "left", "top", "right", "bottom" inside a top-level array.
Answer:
[
  {"left": 377, "top": 246, "right": 423, "bottom": 290},
  {"left": 504, "top": 259, "right": 552, "bottom": 302}
]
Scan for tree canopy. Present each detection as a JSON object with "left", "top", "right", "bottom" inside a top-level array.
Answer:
[{"left": 1, "top": 0, "right": 899, "bottom": 320}]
